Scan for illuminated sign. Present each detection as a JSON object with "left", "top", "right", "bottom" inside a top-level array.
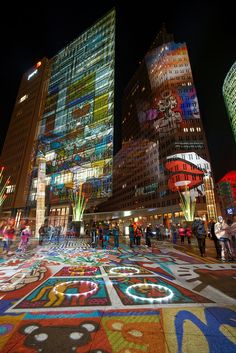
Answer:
[{"left": 27, "top": 69, "right": 38, "bottom": 80}]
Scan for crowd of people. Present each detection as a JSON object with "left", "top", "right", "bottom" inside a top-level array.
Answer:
[
  {"left": 0, "top": 218, "right": 32, "bottom": 255},
  {"left": 0, "top": 214, "right": 236, "bottom": 261}
]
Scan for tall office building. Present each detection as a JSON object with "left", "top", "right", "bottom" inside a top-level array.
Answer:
[
  {"left": 1, "top": 10, "right": 115, "bottom": 229},
  {"left": 0, "top": 58, "right": 49, "bottom": 222},
  {"left": 99, "top": 26, "right": 215, "bottom": 225},
  {"left": 223, "top": 61, "right": 236, "bottom": 143}
]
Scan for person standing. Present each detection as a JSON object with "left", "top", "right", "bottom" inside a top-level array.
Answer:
[
  {"left": 209, "top": 218, "right": 221, "bottom": 259},
  {"left": 145, "top": 225, "right": 152, "bottom": 247},
  {"left": 103, "top": 224, "right": 110, "bottom": 249},
  {"left": 135, "top": 226, "right": 143, "bottom": 246},
  {"left": 90, "top": 222, "right": 97, "bottom": 248},
  {"left": 18, "top": 225, "right": 31, "bottom": 253},
  {"left": 229, "top": 215, "right": 236, "bottom": 252},
  {"left": 214, "top": 216, "right": 234, "bottom": 262},
  {"left": 0, "top": 220, "right": 7, "bottom": 251},
  {"left": 38, "top": 224, "right": 46, "bottom": 245},
  {"left": 129, "top": 223, "right": 135, "bottom": 248},
  {"left": 192, "top": 218, "right": 207, "bottom": 257},
  {"left": 3, "top": 218, "right": 15, "bottom": 255},
  {"left": 112, "top": 222, "right": 120, "bottom": 249},
  {"left": 178, "top": 225, "right": 185, "bottom": 244},
  {"left": 185, "top": 226, "right": 192, "bottom": 244},
  {"left": 170, "top": 223, "right": 178, "bottom": 244}
]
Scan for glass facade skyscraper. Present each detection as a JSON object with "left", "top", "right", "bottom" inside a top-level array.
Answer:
[
  {"left": 27, "top": 10, "right": 115, "bottom": 227},
  {"left": 223, "top": 61, "right": 236, "bottom": 143}
]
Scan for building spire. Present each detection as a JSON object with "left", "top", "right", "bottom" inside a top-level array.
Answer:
[{"left": 149, "top": 23, "right": 174, "bottom": 50}]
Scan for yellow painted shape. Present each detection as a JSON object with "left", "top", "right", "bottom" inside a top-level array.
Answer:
[
  {"left": 220, "top": 325, "right": 236, "bottom": 345},
  {"left": 102, "top": 314, "right": 166, "bottom": 353},
  {"left": 163, "top": 307, "right": 209, "bottom": 353}
]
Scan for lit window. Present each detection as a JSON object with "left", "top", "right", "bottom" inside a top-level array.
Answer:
[
  {"left": 19, "top": 94, "right": 28, "bottom": 103},
  {"left": 6, "top": 185, "right": 15, "bottom": 194}
]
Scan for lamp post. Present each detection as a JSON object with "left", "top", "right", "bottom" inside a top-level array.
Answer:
[{"left": 35, "top": 151, "right": 46, "bottom": 238}]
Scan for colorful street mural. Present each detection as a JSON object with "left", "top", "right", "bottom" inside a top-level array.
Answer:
[{"left": 0, "top": 239, "right": 235, "bottom": 352}]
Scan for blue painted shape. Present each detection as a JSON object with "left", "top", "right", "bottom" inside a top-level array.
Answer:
[{"left": 175, "top": 307, "right": 236, "bottom": 353}]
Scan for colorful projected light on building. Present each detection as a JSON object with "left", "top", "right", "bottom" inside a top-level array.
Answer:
[
  {"left": 223, "top": 61, "right": 236, "bottom": 143},
  {"left": 29, "top": 10, "right": 115, "bottom": 216}
]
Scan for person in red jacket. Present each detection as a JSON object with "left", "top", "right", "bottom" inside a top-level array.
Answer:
[
  {"left": 178, "top": 225, "right": 185, "bottom": 244},
  {"left": 185, "top": 227, "right": 192, "bottom": 244},
  {"left": 135, "top": 226, "right": 143, "bottom": 246}
]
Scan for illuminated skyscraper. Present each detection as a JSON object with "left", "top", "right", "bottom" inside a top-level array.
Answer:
[
  {"left": 223, "top": 61, "right": 236, "bottom": 143},
  {"left": 28, "top": 9, "right": 115, "bottom": 227},
  {"left": 100, "top": 26, "right": 216, "bottom": 224},
  {"left": 0, "top": 10, "right": 115, "bottom": 229}
]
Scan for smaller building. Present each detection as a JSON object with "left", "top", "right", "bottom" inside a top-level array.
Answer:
[{"left": 217, "top": 171, "right": 236, "bottom": 217}]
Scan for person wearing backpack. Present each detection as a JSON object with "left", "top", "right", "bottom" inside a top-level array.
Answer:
[{"left": 192, "top": 218, "right": 207, "bottom": 257}]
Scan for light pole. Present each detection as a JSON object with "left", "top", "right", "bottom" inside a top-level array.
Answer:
[{"left": 35, "top": 151, "right": 46, "bottom": 237}]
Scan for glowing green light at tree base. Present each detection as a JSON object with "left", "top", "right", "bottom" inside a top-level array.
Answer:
[
  {"left": 177, "top": 184, "right": 196, "bottom": 222},
  {"left": 69, "top": 184, "right": 89, "bottom": 222},
  {"left": 0, "top": 167, "right": 10, "bottom": 207}
]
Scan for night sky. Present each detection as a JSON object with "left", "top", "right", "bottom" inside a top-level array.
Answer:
[{"left": 0, "top": 1, "right": 235, "bottom": 182}]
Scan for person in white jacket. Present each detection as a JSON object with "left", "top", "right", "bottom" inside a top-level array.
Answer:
[{"left": 214, "top": 216, "right": 234, "bottom": 261}]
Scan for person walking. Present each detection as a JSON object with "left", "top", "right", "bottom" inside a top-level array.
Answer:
[
  {"left": 112, "top": 222, "right": 120, "bottom": 249},
  {"left": 192, "top": 218, "right": 207, "bottom": 257}
]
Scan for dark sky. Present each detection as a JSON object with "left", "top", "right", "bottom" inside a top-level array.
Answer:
[{"left": 0, "top": 1, "right": 235, "bottom": 182}]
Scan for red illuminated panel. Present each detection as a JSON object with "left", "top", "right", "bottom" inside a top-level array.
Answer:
[{"left": 165, "top": 159, "right": 204, "bottom": 192}]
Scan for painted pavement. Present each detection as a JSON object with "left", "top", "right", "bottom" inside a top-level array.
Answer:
[{"left": 0, "top": 239, "right": 235, "bottom": 352}]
